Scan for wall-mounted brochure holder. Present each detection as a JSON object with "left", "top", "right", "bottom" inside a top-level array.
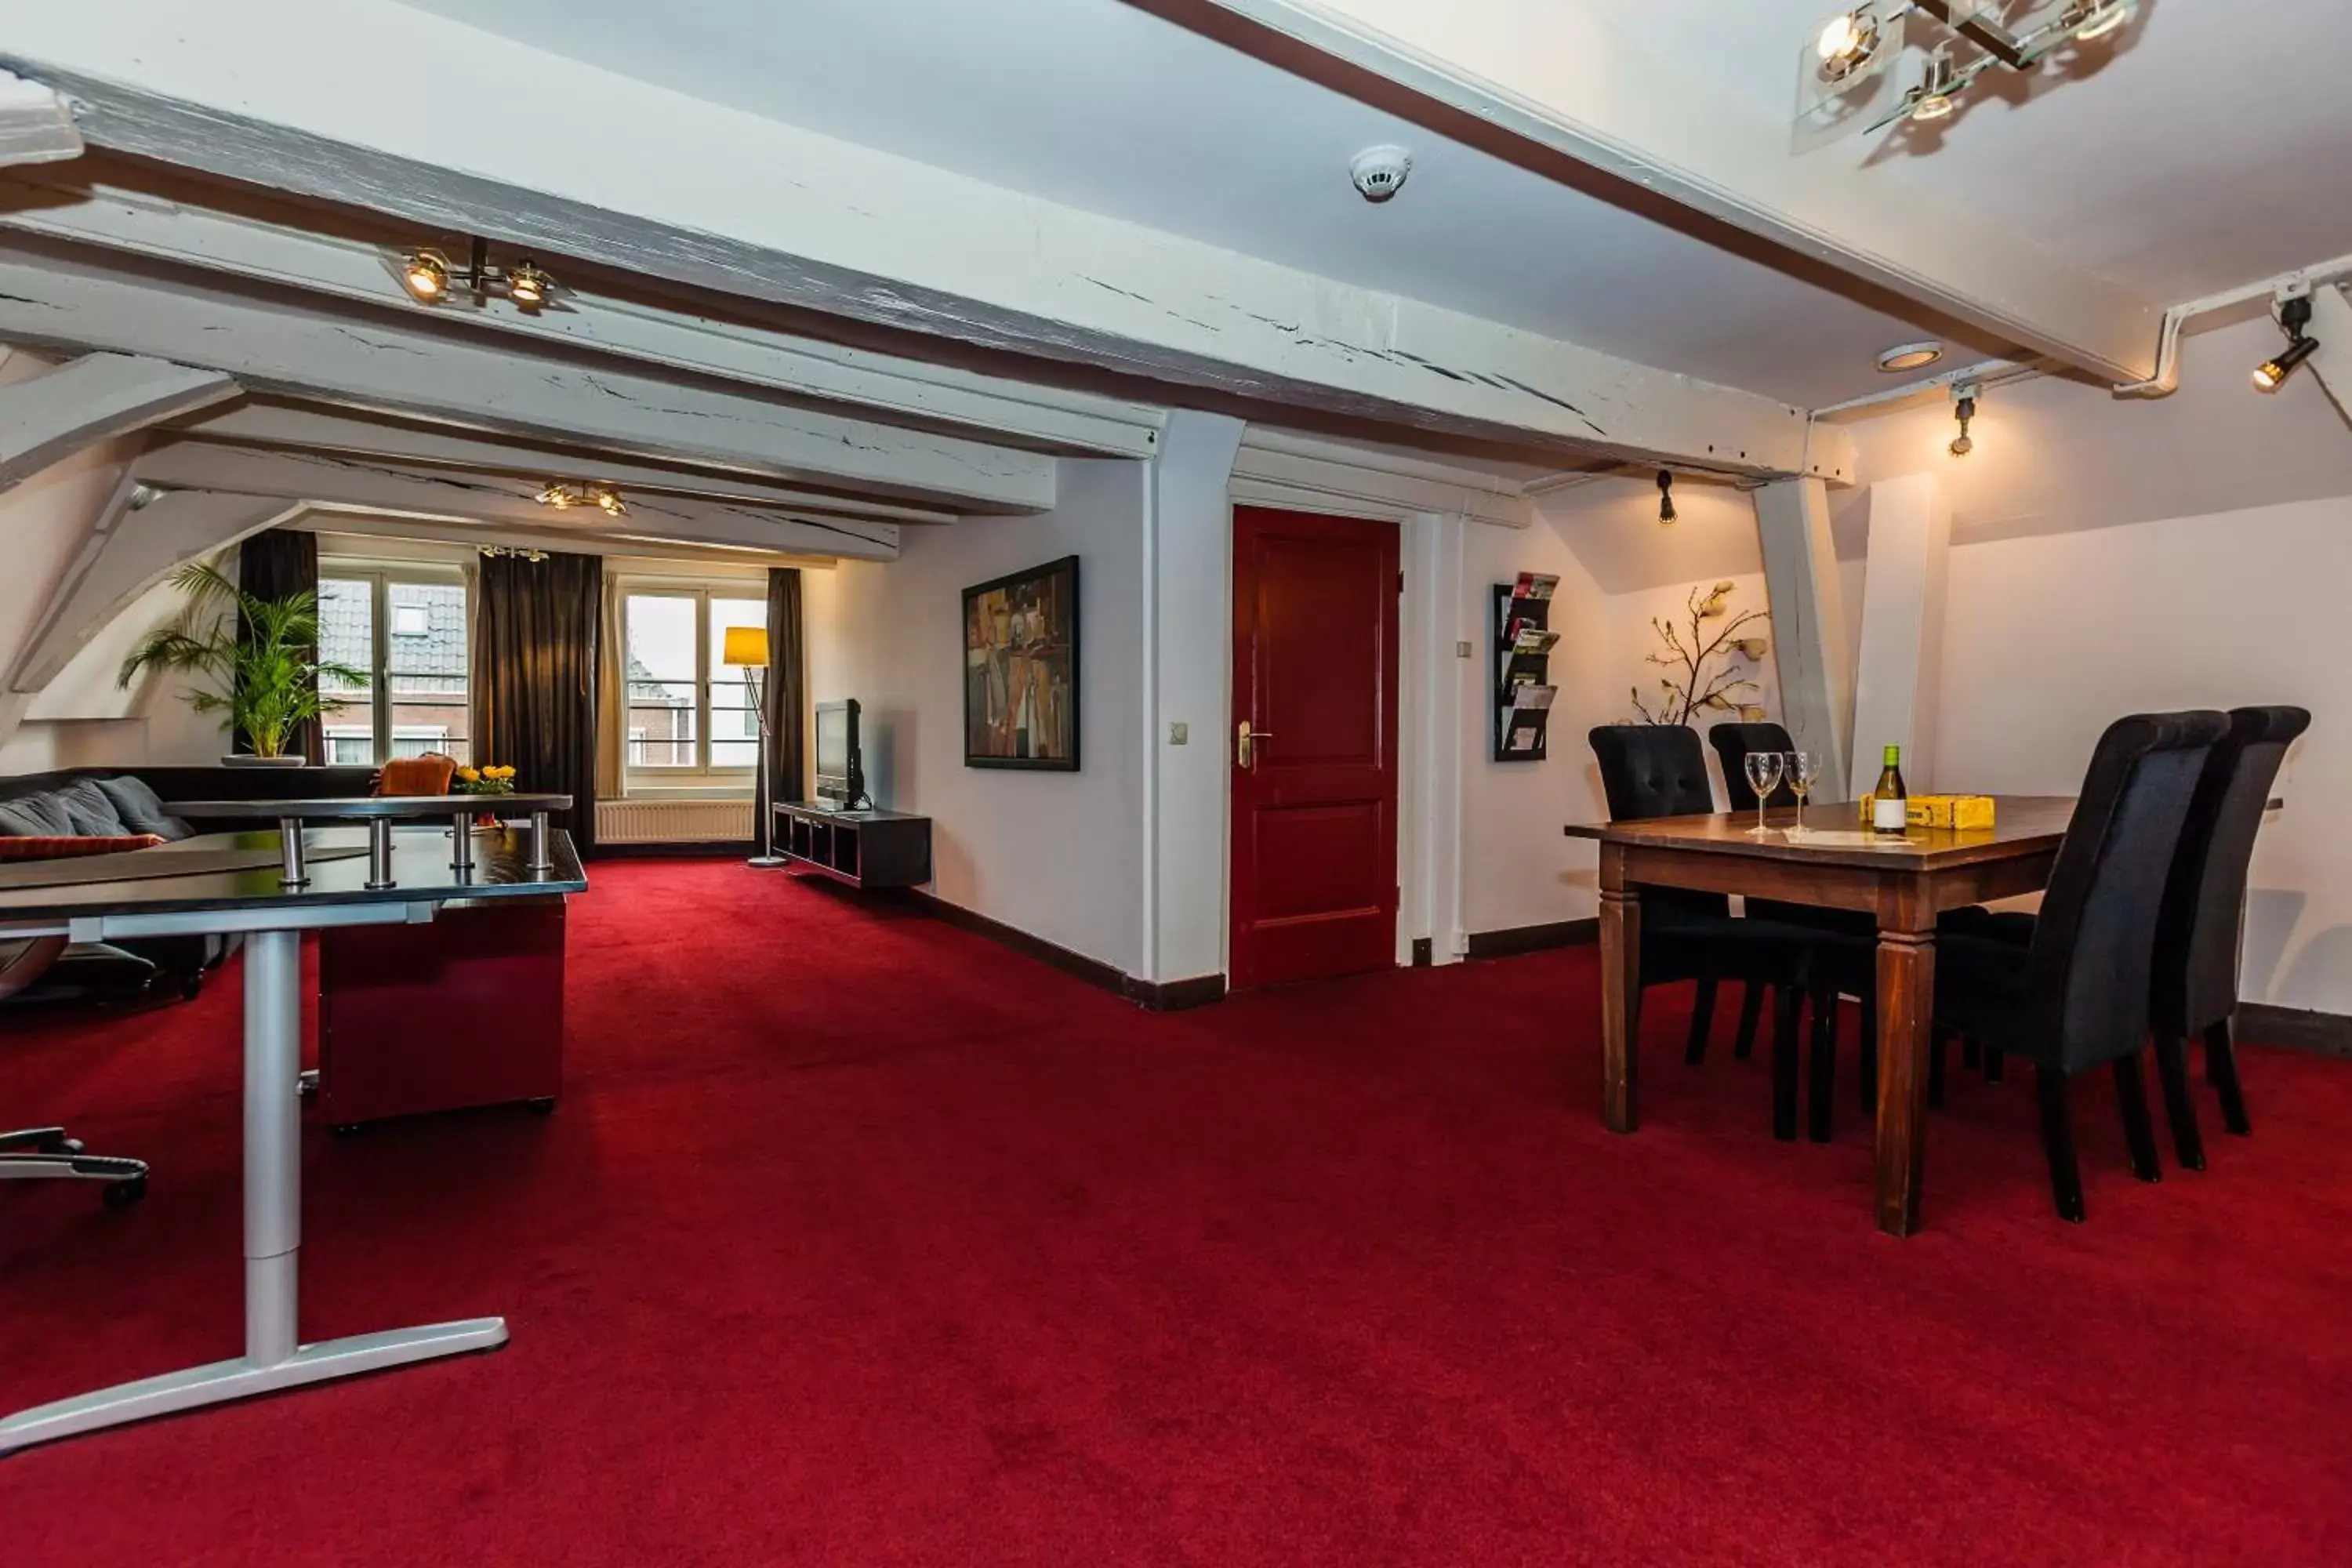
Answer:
[{"left": 1494, "top": 572, "right": 1559, "bottom": 762}]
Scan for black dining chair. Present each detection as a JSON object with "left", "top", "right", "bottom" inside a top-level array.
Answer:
[
  {"left": 1708, "top": 721, "right": 1880, "bottom": 1137},
  {"left": 2146, "top": 705, "right": 2310, "bottom": 1163},
  {"left": 1588, "top": 724, "right": 1820, "bottom": 1138},
  {"left": 1929, "top": 710, "right": 2229, "bottom": 1221}
]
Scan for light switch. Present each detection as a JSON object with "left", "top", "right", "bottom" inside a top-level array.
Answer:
[
  {"left": 1168, "top": 721, "right": 1189, "bottom": 745},
  {"left": 1456, "top": 641, "right": 1474, "bottom": 659}
]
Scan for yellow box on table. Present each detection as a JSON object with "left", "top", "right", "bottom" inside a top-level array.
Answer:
[{"left": 1857, "top": 794, "right": 1997, "bottom": 830}]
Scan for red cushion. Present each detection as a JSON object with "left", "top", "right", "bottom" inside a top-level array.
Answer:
[{"left": 0, "top": 833, "right": 167, "bottom": 862}]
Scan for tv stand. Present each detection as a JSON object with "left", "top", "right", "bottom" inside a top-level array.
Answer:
[{"left": 775, "top": 802, "right": 931, "bottom": 890}]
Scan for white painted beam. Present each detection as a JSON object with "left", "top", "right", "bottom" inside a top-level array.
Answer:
[
  {"left": 0, "top": 71, "right": 78, "bottom": 167},
  {"left": 0, "top": 352, "right": 238, "bottom": 489},
  {"left": 1754, "top": 476, "right": 1853, "bottom": 800},
  {"left": 1163, "top": 0, "right": 2159, "bottom": 384},
  {"left": 8, "top": 483, "right": 299, "bottom": 693},
  {"left": 0, "top": 5, "right": 1843, "bottom": 478},
  {"left": 131, "top": 444, "right": 900, "bottom": 563},
  {"left": 1232, "top": 428, "right": 1535, "bottom": 528},
  {"left": 176, "top": 402, "right": 960, "bottom": 527},
  {"left": 0, "top": 242, "right": 1055, "bottom": 514},
  {"left": 295, "top": 510, "right": 837, "bottom": 572},
  {"left": 1846, "top": 474, "right": 1951, "bottom": 800},
  {"left": 0, "top": 171, "right": 1167, "bottom": 459}
]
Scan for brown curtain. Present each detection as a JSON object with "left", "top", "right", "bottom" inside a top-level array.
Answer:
[
  {"left": 474, "top": 550, "right": 602, "bottom": 854},
  {"left": 234, "top": 528, "right": 323, "bottom": 764},
  {"left": 763, "top": 567, "right": 807, "bottom": 812}
]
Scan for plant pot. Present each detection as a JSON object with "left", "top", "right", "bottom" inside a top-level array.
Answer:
[{"left": 221, "top": 754, "right": 309, "bottom": 768}]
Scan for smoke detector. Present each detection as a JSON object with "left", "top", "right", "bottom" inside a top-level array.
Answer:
[{"left": 1348, "top": 145, "right": 1412, "bottom": 203}]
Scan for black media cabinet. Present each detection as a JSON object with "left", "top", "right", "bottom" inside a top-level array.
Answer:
[{"left": 775, "top": 802, "right": 932, "bottom": 890}]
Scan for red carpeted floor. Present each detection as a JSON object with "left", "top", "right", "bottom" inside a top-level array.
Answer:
[{"left": 4, "top": 860, "right": 2350, "bottom": 1564}]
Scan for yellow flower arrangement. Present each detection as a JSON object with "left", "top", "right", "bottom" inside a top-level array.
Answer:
[{"left": 452, "top": 762, "right": 517, "bottom": 796}]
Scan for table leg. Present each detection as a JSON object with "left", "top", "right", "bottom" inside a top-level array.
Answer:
[
  {"left": 0, "top": 929, "right": 507, "bottom": 1455},
  {"left": 276, "top": 818, "right": 307, "bottom": 887},
  {"left": 1600, "top": 882, "right": 1642, "bottom": 1134},
  {"left": 1873, "top": 927, "right": 1936, "bottom": 1237},
  {"left": 450, "top": 812, "right": 475, "bottom": 875},
  {"left": 528, "top": 810, "right": 554, "bottom": 873},
  {"left": 365, "top": 818, "right": 396, "bottom": 890}
]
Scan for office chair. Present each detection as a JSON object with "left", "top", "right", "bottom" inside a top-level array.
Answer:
[{"left": 0, "top": 936, "right": 150, "bottom": 1206}]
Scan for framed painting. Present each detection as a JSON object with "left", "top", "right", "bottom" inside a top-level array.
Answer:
[{"left": 963, "top": 554, "right": 1080, "bottom": 770}]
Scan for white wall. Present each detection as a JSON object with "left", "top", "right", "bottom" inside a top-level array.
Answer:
[{"left": 805, "top": 457, "right": 1148, "bottom": 975}]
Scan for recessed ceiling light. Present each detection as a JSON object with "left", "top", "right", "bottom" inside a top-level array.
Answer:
[{"left": 1876, "top": 341, "right": 1944, "bottom": 373}]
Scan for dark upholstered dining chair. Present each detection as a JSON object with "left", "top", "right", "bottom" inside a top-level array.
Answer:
[
  {"left": 2147, "top": 706, "right": 2310, "bottom": 1163},
  {"left": 1929, "top": 710, "right": 2228, "bottom": 1221},
  {"left": 1588, "top": 724, "right": 1824, "bottom": 1138}
]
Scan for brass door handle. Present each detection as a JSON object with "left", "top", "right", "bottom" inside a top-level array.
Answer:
[{"left": 1238, "top": 720, "right": 1274, "bottom": 769}]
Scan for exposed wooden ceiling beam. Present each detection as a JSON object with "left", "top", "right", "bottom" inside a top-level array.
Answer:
[
  {"left": 173, "top": 402, "right": 960, "bottom": 526},
  {"left": 0, "top": 351, "right": 238, "bottom": 488},
  {"left": 1149, "top": 0, "right": 2159, "bottom": 385},
  {"left": 0, "top": 5, "right": 1853, "bottom": 481},
  {"left": 0, "top": 240, "right": 1058, "bottom": 513},
  {"left": 132, "top": 443, "right": 901, "bottom": 561},
  {"left": 0, "top": 169, "right": 1169, "bottom": 459},
  {"left": 296, "top": 510, "right": 838, "bottom": 571},
  {"left": 0, "top": 70, "right": 78, "bottom": 168}
]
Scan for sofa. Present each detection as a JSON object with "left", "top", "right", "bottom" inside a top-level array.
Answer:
[{"left": 0, "top": 764, "right": 379, "bottom": 1007}]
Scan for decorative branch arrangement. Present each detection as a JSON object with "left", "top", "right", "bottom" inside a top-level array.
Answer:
[{"left": 1629, "top": 580, "right": 1771, "bottom": 726}]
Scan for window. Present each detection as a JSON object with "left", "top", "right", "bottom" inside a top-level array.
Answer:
[
  {"left": 623, "top": 586, "right": 766, "bottom": 784},
  {"left": 319, "top": 567, "right": 470, "bottom": 766}
]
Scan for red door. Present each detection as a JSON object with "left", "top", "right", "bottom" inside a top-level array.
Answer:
[{"left": 1229, "top": 506, "right": 1400, "bottom": 989}]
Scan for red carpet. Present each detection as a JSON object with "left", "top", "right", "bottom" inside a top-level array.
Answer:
[{"left": 4, "top": 859, "right": 2349, "bottom": 1564}]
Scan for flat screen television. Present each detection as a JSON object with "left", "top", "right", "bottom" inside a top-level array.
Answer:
[{"left": 814, "top": 699, "right": 866, "bottom": 809}]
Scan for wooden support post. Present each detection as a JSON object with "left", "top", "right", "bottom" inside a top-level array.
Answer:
[
  {"left": 0, "top": 353, "right": 238, "bottom": 491},
  {"left": 1753, "top": 476, "right": 1852, "bottom": 799},
  {"left": 2307, "top": 285, "right": 2352, "bottom": 430},
  {"left": 1846, "top": 473, "right": 1951, "bottom": 797}
]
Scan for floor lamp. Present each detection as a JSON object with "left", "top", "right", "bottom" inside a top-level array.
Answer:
[{"left": 724, "top": 625, "right": 787, "bottom": 868}]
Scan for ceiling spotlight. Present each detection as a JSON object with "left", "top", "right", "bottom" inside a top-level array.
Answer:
[
  {"left": 1877, "top": 340, "right": 1944, "bottom": 373},
  {"left": 401, "top": 249, "right": 451, "bottom": 303},
  {"left": 1948, "top": 382, "right": 1978, "bottom": 457},
  {"left": 2065, "top": 0, "right": 2135, "bottom": 42},
  {"left": 2253, "top": 295, "right": 2317, "bottom": 393},
  {"left": 1656, "top": 469, "right": 1677, "bottom": 524},
  {"left": 506, "top": 259, "right": 550, "bottom": 310},
  {"left": 1815, "top": 9, "right": 1881, "bottom": 78},
  {"left": 536, "top": 481, "right": 627, "bottom": 516}
]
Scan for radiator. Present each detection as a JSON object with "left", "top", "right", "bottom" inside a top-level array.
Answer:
[{"left": 594, "top": 797, "right": 754, "bottom": 844}]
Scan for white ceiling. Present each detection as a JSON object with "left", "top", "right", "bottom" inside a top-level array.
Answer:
[
  {"left": 1586, "top": 0, "right": 2352, "bottom": 304},
  {"left": 400, "top": 0, "right": 2001, "bottom": 409}
]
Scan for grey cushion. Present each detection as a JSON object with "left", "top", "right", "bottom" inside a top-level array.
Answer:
[
  {"left": 93, "top": 775, "right": 196, "bottom": 840},
  {"left": 0, "top": 791, "right": 74, "bottom": 837},
  {"left": 56, "top": 777, "right": 130, "bottom": 836}
]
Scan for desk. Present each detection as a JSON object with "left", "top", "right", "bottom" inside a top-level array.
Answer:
[
  {"left": 1565, "top": 798, "right": 2074, "bottom": 1239},
  {"left": 164, "top": 793, "right": 574, "bottom": 885},
  {"left": 0, "top": 824, "right": 586, "bottom": 1454}
]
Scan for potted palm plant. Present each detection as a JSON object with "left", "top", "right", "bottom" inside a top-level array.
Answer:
[{"left": 118, "top": 561, "right": 367, "bottom": 766}]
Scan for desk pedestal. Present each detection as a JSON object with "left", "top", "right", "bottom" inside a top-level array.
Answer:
[{"left": 0, "top": 928, "right": 506, "bottom": 1454}]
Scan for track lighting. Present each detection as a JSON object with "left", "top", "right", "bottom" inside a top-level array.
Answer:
[
  {"left": 535, "top": 482, "right": 627, "bottom": 516},
  {"left": 1948, "top": 382, "right": 1978, "bottom": 457},
  {"left": 395, "top": 237, "right": 557, "bottom": 313},
  {"left": 2252, "top": 295, "right": 2317, "bottom": 393},
  {"left": 1815, "top": 9, "right": 1881, "bottom": 79},
  {"left": 2064, "top": 0, "right": 2135, "bottom": 43},
  {"left": 1656, "top": 469, "right": 1676, "bottom": 524},
  {"left": 1910, "top": 49, "right": 1965, "bottom": 123}
]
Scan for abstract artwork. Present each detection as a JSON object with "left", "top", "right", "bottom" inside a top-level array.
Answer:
[{"left": 963, "top": 554, "right": 1080, "bottom": 770}]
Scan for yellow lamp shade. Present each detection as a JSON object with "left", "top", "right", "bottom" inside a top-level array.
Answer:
[{"left": 722, "top": 625, "right": 769, "bottom": 669}]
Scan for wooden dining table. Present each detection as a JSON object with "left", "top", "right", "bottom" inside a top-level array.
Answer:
[{"left": 1564, "top": 797, "right": 2078, "bottom": 1238}]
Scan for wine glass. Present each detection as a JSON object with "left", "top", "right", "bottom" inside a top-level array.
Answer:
[
  {"left": 1784, "top": 750, "right": 1820, "bottom": 839},
  {"left": 1743, "top": 751, "right": 1784, "bottom": 837}
]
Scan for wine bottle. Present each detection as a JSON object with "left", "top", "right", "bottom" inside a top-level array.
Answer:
[{"left": 1871, "top": 745, "right": 1909, "bottom": 834}]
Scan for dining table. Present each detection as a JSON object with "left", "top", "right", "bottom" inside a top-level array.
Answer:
[{"left": 1563, "top": 797, "right": 2078, "bottom": 1238}]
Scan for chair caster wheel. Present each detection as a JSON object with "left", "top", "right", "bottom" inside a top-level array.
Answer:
[
  {"left": 525, "top": 1097, "right": 557, "bottom": 1116},
  {"left": 330, "top": 1122, "right": 365, "bottom": 1138},
  {"left": 103, "top": 1174, "right": 147, "bottom": 1208},
  {"left": 28, "top": 1131, "right": 82, "bottom": 1155},
  {"left": 180, "top": 975, "right": 204, "bottom": 1002}
]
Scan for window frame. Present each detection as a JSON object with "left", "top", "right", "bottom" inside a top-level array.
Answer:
[
  {"left": 619, "top": 580, "right": 768, "bottom": 793},
  {"left": 318, "top": 561, "right": 472, "bottom": 767}
]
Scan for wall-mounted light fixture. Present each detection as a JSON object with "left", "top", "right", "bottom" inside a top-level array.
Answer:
[
  {"left": 535, "top": 481, "right": 627, "bottom": 516},
  {"left": 1948, "top": 380, "right": 1979, "bottom": 456},
  {"left": 2252, "top": 293, "right": 2318, "bottom": 393},
  {"left": 394, "top": 236, "right": 557, "bottom": 313},
  {"left": 1656, "top": 469, "right": 1677, "bottom": 524}
]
